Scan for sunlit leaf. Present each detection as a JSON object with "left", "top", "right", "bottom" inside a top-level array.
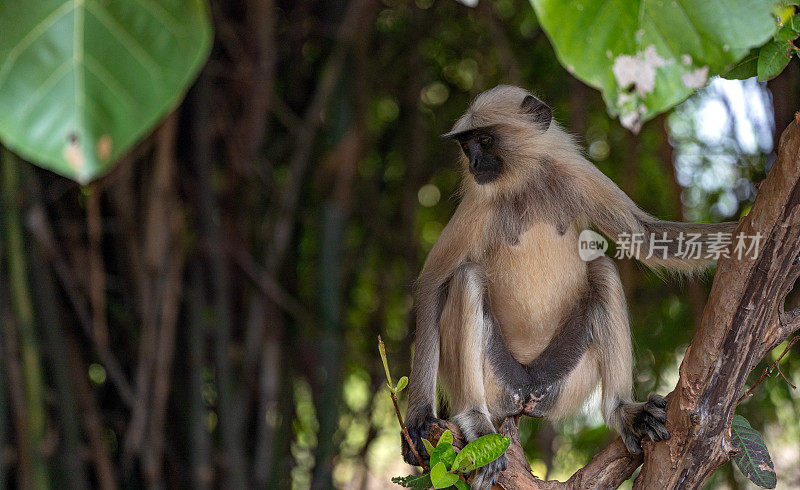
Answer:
[
  {"left": 451, "top": 434, "right": 510, "bottom": 473},
  {"left": 430, "top": 462, "right": 459, "bottom": 489},
  {"left": 396, "top": 376, "right": 408, "bottom": 393},
  {"left": 429, "top": 439, "right": 456, "bottom": 470},
  {"left": 437, "top": 429, "right": 453, "bottom": 447},
  {"left": 422, "top": 438, "right": 435, "bottom": 457},
  {"left": 0, "top": 0, "right": 212, "bottom": 182},
  {"left": 731, "top": 414, "right": 777, "bottom": 489}
]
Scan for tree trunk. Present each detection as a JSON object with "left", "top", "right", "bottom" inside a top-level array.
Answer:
[{"left": 634, "top": 111, "right": 800, "bottom": 488}]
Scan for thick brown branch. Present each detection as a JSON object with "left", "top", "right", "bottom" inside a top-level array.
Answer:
[
  {"left": 428, "top": 419, "right": 640, "bottom": 490},
  {"left": 635, "top": 116, "right": 800, "bottom": 488}
]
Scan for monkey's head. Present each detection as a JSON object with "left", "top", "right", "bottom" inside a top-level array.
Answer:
[{"left": 443, "top": 85, "right": 552, "bottom": 190}]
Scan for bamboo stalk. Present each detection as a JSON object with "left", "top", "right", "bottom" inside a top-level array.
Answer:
[
  {"left": 1, "top": 148, "right": 49, "bottom": 490},
  {"left": 189, "top": 74, "right": 247, "bottom": 489},
  {"left": 185, "top": 264, "right": 212, "bottom": 490},
  {"left": 0, "top": 171, "right": 9, "bottom": 490},
  {"left": 29, "top": 243, "right": 87, "bottom": 490}
]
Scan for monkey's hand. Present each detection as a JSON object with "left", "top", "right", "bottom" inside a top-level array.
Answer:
[
  {"left": 401, "top": 404, "right": 442, "bottom": 466},
  {"left": 620, "top": 393, "right": 670, "bottom": 454},
  {"left": 469, "top": 453, "right": 508, "bottom": 490},
  {"left": 520, "top": 384, "right": 553, "bottom": 418}
]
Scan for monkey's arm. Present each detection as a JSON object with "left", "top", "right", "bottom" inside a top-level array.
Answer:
[
  {"left": 578, "top": 163, "right": 738, "bottom": 272},
  {"left": 478, "top": 287, "right": 594, "bottom": 417},
  {"left": 403, "top": 201, "right": 486, "bottom": 465}
]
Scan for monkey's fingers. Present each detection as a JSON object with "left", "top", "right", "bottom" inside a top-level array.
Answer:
[
  {"left": 620, "top": 393, "right": 671, "bottom": 454},
  {"left": 648, "top": 393, "right": 667, "bottom": 410},
  {"left": 401, "top": 409, "right": 443, "bottom": 466}
]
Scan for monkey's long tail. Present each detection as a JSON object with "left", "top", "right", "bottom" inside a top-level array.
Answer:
[{"left": 626, "top": 219, "right": 741, "bottom": 274}]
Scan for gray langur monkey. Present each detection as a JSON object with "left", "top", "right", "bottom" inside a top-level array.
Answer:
[{"left": 401, "top": 85, "right": 737, "bottom": 488}]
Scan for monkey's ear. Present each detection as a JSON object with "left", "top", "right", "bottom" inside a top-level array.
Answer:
[{"left": 520, "top": 95, "right": 552, "bottom": 130}]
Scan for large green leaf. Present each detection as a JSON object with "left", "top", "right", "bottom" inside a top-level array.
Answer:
[
  {"left": 0, "top": 0, "right": 212, "bottom": 182},
  {"left": 531, "top": 0, "right": 780, "bottom": 132},
  {"left": 731, "top": 414, "right": 777, "bottom": 489},
  {"left": 451, "top": 434, "right": 510, "bottom": 473}
]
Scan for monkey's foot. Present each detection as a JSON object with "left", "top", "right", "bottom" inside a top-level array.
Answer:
[
  {"left": 619, "top": 393, "right": 670, "bottom": 454},
  {"left": 401, "top": 405, "right": 442, "bottom": 466},
  {"left": 469, "top": 453, "right": 508, "bottom": 490}
]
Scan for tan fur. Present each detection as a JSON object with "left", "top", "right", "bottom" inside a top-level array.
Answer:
[
  {"left": 439, "top": 264, "right": 490, "bottom": 413},
  {"left": 547, "top": 348, "right": 600, "bottom": 419},
  {"left": 485, "top": 222, "right": 586, "bottom": 364},
  {"left": 406, "top": 85, "right": 734, "bottom": 451}
]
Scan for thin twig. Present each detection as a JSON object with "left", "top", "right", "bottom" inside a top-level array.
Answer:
[
  {"left": 737, "top": 336, "right": 800, "bottom": 405},
  {"left": 378, "top": 336, "right": 426, "bottom": 470}
]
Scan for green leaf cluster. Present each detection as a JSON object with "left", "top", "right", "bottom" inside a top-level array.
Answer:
[
  {"left": 531, "top": 0, "right": 781, "bottom": 131},
  {"left": 724, "top": 9, "right": 800, "bottom": 82},
  {"left": 393, "top": 430, "right": 510, "bottom": 490},
  {"left": 731, "top": 414, "right": 777, "bottom": 489}
]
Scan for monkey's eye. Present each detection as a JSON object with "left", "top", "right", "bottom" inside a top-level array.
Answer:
[{"left": 478, "top": 134, "right": 493, "bottom": 147}]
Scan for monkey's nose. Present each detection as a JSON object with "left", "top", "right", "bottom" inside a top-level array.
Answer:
[{"left": 469, "top": 157, "right": 481, "bottom": 173}]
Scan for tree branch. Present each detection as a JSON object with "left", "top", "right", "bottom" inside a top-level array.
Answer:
[
  {"left": 635, "top": 114, "right": 800, "bottom": 488},
  {"left": 428, "top": 420, "right": 640, "bottom": 490}
]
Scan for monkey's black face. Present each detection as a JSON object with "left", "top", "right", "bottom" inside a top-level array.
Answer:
[{"left": 457, "top": 130, "right": 503, "bottom": 184}]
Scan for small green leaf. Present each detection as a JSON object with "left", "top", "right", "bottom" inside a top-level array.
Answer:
[
  {"left": 452, "top": 434, "right": 510, "bottom": 472},
  {"left": 437, "top": 429, "right": 453, "bottom": 447},
  {"left": 775, "top": 25, "right": 799, "bottom": 41},
  {"left": 430, "top": 462, "right": 459, "bottom": 489},
  {"left": 454, "top": 479, "right": 470, "bottom": 490},
  {"left": 722, "top": 50, "right": 759, "bottom": 80},
  {"left": 790, "top": 13, "right": 800, "bottom": 32},
  {"left": 429, "top": 440, "right": 456, "bottom": 470},
  {"left": 391, "top": 473, "right": 433, "bottom": 489},
  {"left": 757, "top": 41, "right": 792, "bottom": 81},
  {"left": 422, "top": 438, "right": 435, "bottom": 457},
  {"left": 777, "top": 3, "right": 799, "bottom": 25},
  {"left": 452, "top": 452, "right": 475, "bottom": 473},
  {"left": 396, "top": 376, "right": 408, "bottom": 393},
  {"left": 731, "top": 414, "right": 777, "bottom": 489}
]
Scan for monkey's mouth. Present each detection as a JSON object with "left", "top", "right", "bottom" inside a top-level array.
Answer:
[{"left": 472, "top": 171, "right": 500, "bottom": 184}]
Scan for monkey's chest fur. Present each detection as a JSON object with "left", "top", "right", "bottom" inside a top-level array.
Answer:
[{"left": 482, "top": 221, "right": 587, "bottom": 364}]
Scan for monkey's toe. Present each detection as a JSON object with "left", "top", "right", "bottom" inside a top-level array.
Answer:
[
  {"left": 470, "top": 453, "right": 508, "bottom": 490},
  {"left": 620, "top": 394, "right": 670, "bottom": 454},
  {"left": 647, "top": 393, "right": 667, "bottom": 410}
]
